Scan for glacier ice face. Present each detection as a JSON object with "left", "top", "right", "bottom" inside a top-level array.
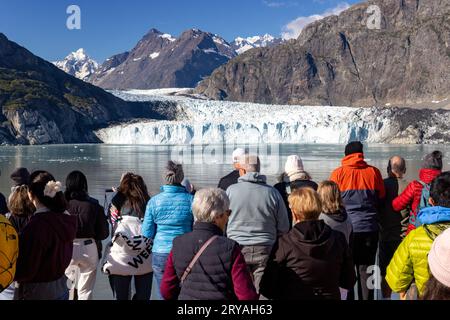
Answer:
[{"left": 94, "top": 90, "right": 444, "bottom": 145}]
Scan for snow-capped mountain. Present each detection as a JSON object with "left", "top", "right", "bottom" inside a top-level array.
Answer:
[
  {"left": 90, "top": 28, "right": 237, "bottom": 90},
  {"left": 53, "top": 48, "right": 99, "bottom": 81},
  {"left": 231, "top": 34, "right": 284, "bottom": 54}
]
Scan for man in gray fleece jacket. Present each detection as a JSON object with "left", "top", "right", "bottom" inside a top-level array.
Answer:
[{"left": 226, "top": 154, "right": 290, "bottom": 293}]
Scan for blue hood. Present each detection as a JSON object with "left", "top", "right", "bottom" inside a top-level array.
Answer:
[{"left": 417, "top": 206, "right": 450, "bottom": 225}]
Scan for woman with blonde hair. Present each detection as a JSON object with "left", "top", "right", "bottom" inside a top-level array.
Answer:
[
  {"left": 0, "top": 185, "right": 35, "bottom": 300},
  {"left": 260, "top": 188, "right": 355, "bottom": 300},
  {"left": 318, "top": 181, "right": 353, "bottom": 245}
]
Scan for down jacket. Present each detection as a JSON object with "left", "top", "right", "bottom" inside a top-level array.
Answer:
[
  {"left": 142, "top": 185, "right": 194, "bottom": 254},
  {"left": 392, "top": 168, "right": 441, "bottom": 234},
  {"left": 385, "top": 206, "right": 450, "bottom": 296}
]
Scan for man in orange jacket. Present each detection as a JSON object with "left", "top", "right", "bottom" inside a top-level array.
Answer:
[{"left": 330, "top": 141, "right": 385, "bottom": 301}]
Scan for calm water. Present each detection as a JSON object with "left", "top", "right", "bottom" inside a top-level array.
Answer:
[{"left": 1, "top": 143, "right": 449, "bottom": 300}]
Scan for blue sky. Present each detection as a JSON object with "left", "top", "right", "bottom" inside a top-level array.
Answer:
[{"left": 0, "top": 0, "right": 361, "bottom": 63}]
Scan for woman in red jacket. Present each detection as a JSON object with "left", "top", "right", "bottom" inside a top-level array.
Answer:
[{"left": 393, "top": 151, "right": 443, "bottom": 234}]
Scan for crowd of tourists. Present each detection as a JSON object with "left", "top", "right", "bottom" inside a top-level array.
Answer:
[{"left": 0, "top": 142, "right": 449, "bottom": 301}]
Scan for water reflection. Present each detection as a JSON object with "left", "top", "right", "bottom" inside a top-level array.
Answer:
[{"left": 0, "top": 143, "right": 448, "bottom": 203}]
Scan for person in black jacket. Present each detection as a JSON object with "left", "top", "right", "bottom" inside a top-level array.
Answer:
[
  {"left": 260, "top": 188, "right": 356, "bottom": 300},
  {"left": 64, "top": 171, "right": 109, "bottom": 300},
  {"left": 274, "top": 155, "right": 318, "bottom": 228},
  {"left": 218, "top": 148, "right": 246, "bottom": 191}
]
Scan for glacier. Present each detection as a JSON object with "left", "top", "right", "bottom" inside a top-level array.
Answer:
[{"left": 95, "top": 90, "right": 450, "bottom": 145}]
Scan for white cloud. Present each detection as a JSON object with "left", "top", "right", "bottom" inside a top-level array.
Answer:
[{"left": 281, "top": 2, "right": 350, "bottom": 40}]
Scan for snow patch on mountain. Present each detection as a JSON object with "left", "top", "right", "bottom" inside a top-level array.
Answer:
[
  {"left": 53, "top": 48, "right": 99, "bottom": 81},
  {"left": 231, "top": 34, "right": 283, "bottom": 54},
  {"left": 149, "top": 52, "right": 160, "bottom": 59},
  {"left": 159, "top": 33, "right": 176, "bottom": 42}
]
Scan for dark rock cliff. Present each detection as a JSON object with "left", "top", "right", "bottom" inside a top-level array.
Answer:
[{"left": 196, "top": 0, "right": 450, "bottom": 107}]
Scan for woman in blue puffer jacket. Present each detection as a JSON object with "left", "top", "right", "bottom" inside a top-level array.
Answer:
[{"left": 142, "top": 161, "right": 194, "bottom": 300}]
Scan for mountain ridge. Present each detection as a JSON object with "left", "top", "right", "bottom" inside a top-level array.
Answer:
[
  {"left": 89, "top": 28, "right": 237, "bottom": 90},
  {"left": 195, "top": 0, "right": 450, "bottom": 108},
  {"left": 0, "top": 33, "right": 174, "bottom": 145}
]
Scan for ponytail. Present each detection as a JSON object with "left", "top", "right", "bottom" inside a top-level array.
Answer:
[{"left": 29, "top": 171, "right": 68, "bottom": 213}]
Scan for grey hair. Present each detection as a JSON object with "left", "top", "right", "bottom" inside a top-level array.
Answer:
[
  {"left": 192, "top": 188, "right": 230, "bottom": 223},
  {"left": 238, "top": 154, "right": 261, "bottom": 173},
  {"left": 164, "top": 161, "right": 184, "bottom": 185}
]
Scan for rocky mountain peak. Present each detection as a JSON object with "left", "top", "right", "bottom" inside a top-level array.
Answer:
[
  {"left": 53, "top": 48, "right": 99, "bottom": 81},
  {"left": 90, "top": 28, "right": 237, "bottom": 90},
  {"left": 197, "top": 0, "right": 450, "bottom": 108}
]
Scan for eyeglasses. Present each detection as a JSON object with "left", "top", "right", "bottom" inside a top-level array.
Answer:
[{"left": 225, "top": 209, "right": 232, "bottom": 217}]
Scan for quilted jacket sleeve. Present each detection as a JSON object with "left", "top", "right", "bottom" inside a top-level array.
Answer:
[
  {"left": 142, "top": 199, "right": 156, "bottom": 239},
  {"left": 392, "top": 181, "right": 415, "bottom": 212},
  {"left": 385, "top": 233, "right": 414, "bottom": 293}
]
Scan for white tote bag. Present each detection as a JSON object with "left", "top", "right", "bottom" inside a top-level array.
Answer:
[{"left": 102, "top": 216, "right": 153, "bottom": 276}]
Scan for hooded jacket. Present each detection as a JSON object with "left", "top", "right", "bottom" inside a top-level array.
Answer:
[
  {"left": 330, "top": 153, "right": 385, "bottom": 233},
  {"left": 143, "top": 185, "right": 194, "bottom": 254},
  {"left": 392, "top": 168, "right": 442, "bottom": 234},
  {"left": 260, "top": 220, "right": 355, "bottom": 300},
  {"left": 319, "top": 208, "right": 353, "bottom": 246},
  {"left": 15, "top": 209, "right": 77, "bottom": 283},
  {"left": 226, "top": 173, "right": 290, "bottom": 246},
  {"left": 386, "top": 206, "right": 450, "bottom": 296}
]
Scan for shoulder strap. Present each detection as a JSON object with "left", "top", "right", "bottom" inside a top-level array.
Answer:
[
  {"left": 418, "top": 180, "right": 428, "bottom": 187},
  {"left": 181, "top": 235, "right": 219, "bottom": 284}
]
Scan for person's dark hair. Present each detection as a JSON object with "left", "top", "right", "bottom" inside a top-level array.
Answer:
[
  {"left": 9, "top": 185, "right": 35, "bottom": 216},
  {"left": 118, "top": 173, "right": 150, "bottom": 218},
  {"left": 345, "top": 141, "right": 364, "bottom": 156},
  {"left": 29, "top": 171, "right": 68, "bottom": 213},
  {"left": 422, "top": 274, "right": 450, "bottom": 300},
  {"left": 10, "top": 167, "right": 30, "bottom": 187},
  {"left": 423, "top": 150, "right": 443, "bottom": 170},
  {"left": 430, "top": 172, "right": 450, "bottom": 208},
  {"left": 65, "top": 171, "right": 88, "bottom": 201}
]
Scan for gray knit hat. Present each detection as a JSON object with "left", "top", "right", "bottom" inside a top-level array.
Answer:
[
  {"left": 164, "top": 161, "right": 184, "bottom": 185},
  {"left": 422, "top": 151, "right": 443, "bottom": 170}
]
